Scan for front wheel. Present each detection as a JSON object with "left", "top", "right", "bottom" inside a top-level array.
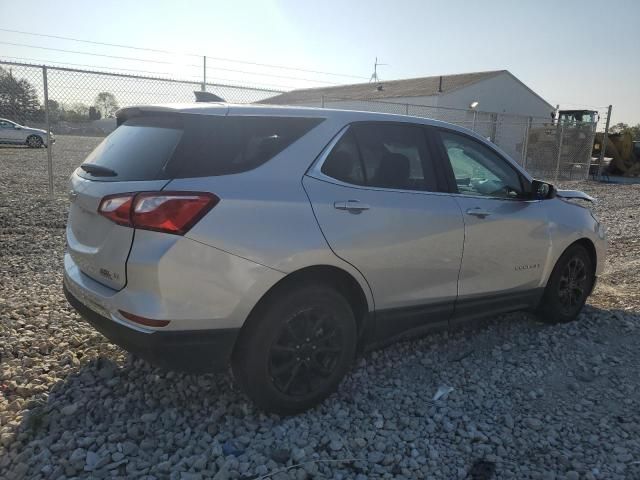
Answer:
[
  {"left": 537, "top": 244, "right": 594, "bottom": 323},
  {"left": 231, "top": 283, "right": 357, "bottom": 415},
  {"left": 26, "top": 135, "right": 43, "bottom": 148}
]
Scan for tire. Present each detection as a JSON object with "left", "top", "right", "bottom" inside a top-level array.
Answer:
[
  {"left": 26, "top": 135, "right": 43, "bottom": 148},
  {"left": 537, "top": 244, "right": 594, "bottom": 324},
  {"left": 231, "top": 283, "right": 357, "bottom": 415}
]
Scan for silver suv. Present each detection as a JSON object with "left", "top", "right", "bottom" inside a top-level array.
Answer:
[{"left": 64, "top": 104, "right": 606, "bottom": 413}]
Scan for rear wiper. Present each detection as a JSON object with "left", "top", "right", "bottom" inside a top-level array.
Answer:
[{"left": 80, "top": 164, "right": 117, "bottom": 177}]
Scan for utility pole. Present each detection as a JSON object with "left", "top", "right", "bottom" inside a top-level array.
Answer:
[
  {"left": 202, "top": 56, "right": 207, "bottom": 91},
  {"left": 596, "top": 105, "right": 612, "bottom": 178},
  {"left": 42, "top": 66, "right": 53, "bottom": 198}
]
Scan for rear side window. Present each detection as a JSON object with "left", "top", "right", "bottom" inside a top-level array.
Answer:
[
  {"left": 79, "top": 115, "right": 323, "bottom": 181},
  {"left": 321, "top": 123, "right": 439, "bottom": 192}
]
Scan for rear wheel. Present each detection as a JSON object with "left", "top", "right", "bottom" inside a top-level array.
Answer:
[
  {"left": 26, "top": 135, "right": 43, "bottom": 148},
  {"left": 537, "top": 244, "right": 594, "bottom": 323},
  {"left": 232, "top": 283, "right": 357, "bottom": 414}
]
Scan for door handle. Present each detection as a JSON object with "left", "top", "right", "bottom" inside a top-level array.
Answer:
[
  {"left": 334, "top": 200, "right": 370, "bottom": 212},
  {"left": 466, "top": 207, "right": 492, "bottom": 218}
]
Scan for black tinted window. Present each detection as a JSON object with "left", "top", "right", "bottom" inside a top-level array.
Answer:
[
  {"left": 79, "top": 114, "right": 323, "bottom": 181},
  {"left": 320, "top": 130, "right": 365, "bottom": 185},
  {"left": 168, "top": 116, "right": 323, "bottom": 178},
  {"left": 355, "top": 123, "right": 438, "bottom": 191},
  {"left": 80, "top": 116, "right": 183, "bottom": 181},
  {"left": 321, "top": 123, "right": 439, "bottom": 192}
]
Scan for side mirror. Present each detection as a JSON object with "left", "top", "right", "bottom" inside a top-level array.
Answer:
[
  {"left": 14, "top": 125, "right": 22, "bottom": 130},
  {"left": 531, "top": 180, "right": 556, "bottom": 200}
]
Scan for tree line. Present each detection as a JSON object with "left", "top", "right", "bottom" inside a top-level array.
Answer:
[
  {"left": 609, "top": 123, "right": 640, "bottom": 140},
  {"left": 0, "top": 67, "right": 119, "bottom": 124}
]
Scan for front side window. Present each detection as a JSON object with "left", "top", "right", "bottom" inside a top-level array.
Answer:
[
  {"left": 439, "top": 130, "right": 523, "bottom": 199},
  {"left": 0, "top": 120, "right": 13, "bottom": 129},
  {"left": 321, "top": 123, "right": 438, "bottom": 192}
]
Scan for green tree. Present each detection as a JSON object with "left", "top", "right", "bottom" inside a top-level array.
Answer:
[
  {"left": 94, "top": 92, "right": 119, "bottom": 118},
  {"left": 0, "top": 67, "right": 41, "bottom": 123},
  {"left": 609, "top": 122, "right": 640, "bottom": 140},
  {"left": 61, "top": 103, "right": 91, "bottom": 122},
  {"left": 88, "top": 106, "right": 101, "bottom": 120},
  {"left": 46, "top": 99, "right": 62, "bottom": 123}
]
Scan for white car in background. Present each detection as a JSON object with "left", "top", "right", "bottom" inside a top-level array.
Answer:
[{"left": 0, "top": 117, "right": 53, "bottom": 148}]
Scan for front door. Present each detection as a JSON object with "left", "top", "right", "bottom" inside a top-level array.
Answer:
[
  {"left": 0, "top": 119, "right": 16, "bottom": 142},
  {"left": 304, "top": 122, "right": 465, "bottom": 340},
  {"left": 433, "top": 128, "right": 551, "bottom": 323}
]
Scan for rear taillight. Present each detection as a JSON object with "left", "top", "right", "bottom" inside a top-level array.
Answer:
[
  {"left": 98, "top": 195, "right": 134, "bottom": 227},
  {"left": 98, "top": 191, "right": 219, "bottom": 235}
]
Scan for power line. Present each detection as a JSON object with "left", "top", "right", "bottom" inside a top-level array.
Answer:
[
  {"left": 0, "top": 41, "right": 196, "bottom": 66},
  {"left": 0, "top": 27, "right": 201, "bottom": 57},
  {"left": 205, "top": 65, "right": 337, "bottom": 84},
  {"left": 0, "top": 41, "right": 340, "bottom": 85},
  {"left": 0, "top": 55, "right": 191, "bottom": 77},
  {"left": 0, "top": 27, "right": 369, "bottom": 80}
]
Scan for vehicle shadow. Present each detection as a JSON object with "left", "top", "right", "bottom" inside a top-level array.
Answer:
[{"left": 5, "top": 304, "right": 640, "bottom": 478}]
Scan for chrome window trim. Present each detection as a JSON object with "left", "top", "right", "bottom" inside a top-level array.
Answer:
[{"left": 307, "top": 124, "right": 351, "bottom": 181}]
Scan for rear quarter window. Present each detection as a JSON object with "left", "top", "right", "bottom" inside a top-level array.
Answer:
[{"left": 78, "top": 114, "right": 324, "bottom": 181}]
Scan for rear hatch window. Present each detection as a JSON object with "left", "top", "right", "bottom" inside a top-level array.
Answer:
[{"left": 78, "top": 114, "right": 324, "bottom": 182}]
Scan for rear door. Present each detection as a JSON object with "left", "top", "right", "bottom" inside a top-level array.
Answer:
[{"left": 303, "top": 122, "right": 465, "bottom": 339}]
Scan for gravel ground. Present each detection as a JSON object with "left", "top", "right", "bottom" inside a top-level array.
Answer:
[{"left": 1, "top": 136, "right": 640, "bottom": 480}]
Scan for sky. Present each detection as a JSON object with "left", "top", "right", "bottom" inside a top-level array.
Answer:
[{"left": 1, "top": 0, "right": 638, "bottom": 124}]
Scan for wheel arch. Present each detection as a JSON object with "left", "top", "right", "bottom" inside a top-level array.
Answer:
[
  {"left": 572, "top": 237, "right": 597, "bottom": 273},
  {"left": 546, "top": 237, "right": 598, "bottom": 294},
  {"left": 233, "top": 265, "right": 373, "bottom": 357}
]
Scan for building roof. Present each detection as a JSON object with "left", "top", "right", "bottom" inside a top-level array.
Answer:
[{"left": 261, "top": 70, "right": 507, "bottom": 104}]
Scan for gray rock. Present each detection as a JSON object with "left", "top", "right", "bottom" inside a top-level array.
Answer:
[
  {"left": 367, "top": 451, "right": 385, "bottom": 464},
  {"left": 566, "top": 471, "right": 579, "bottom": 480},
  {"left": 291, "top": 447, "right": 305, "bottom": 463},
  {"left": 504, "top": 414, "right": 515, "bottom": 429},
  {"left": 270, "top": 448, "right": 290, "bottom": 464},
  {"left": 112, "top": 451, "right": 125, "bottom": 462},
  {"left": 140, "top": 412, "right": 158, "bottom": 423},
  {"left": 329, "top": 440, "right": 343, "bottom": 451},
  {"left": 61, "top": 403, "right": 79, "bottom": 416},
  {"left": 525, "top": 418, "right": 543, "bottom": 430}
]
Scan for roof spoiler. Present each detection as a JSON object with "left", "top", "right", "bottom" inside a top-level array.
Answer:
[{"left": 194, "top": 91, "right": 225, "bottom": 103}]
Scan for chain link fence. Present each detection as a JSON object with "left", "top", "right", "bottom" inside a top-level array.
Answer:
[
  {"left": 0, "top": 59, "right": 601, "bottom": 197},
  {"left": 276, "top": 96, "right": 597, "bottom": 181},
  {"left": 0, "top": 60, "right": 282, "bottom": 195},
  {"left": 294, "top": 96, "right": 599, "bottom": 182}
]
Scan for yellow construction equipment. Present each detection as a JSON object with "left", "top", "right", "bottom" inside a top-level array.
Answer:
[{"left": 593, "top": 130, "right": 640, "bottom": 176}]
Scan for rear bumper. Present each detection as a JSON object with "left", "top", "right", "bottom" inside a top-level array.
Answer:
[{"left": 64, "top": 283, "right": 239, "bottom": 373}]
